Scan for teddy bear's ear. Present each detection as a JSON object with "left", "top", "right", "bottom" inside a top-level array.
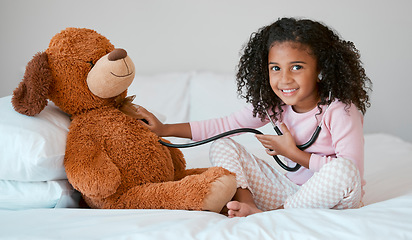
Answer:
[{"left": 12, "top": 52, "right": 53, "bottom": 116}]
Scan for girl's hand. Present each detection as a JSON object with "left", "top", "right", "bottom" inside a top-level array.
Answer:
[
  {"left": 134, "top": 106, "right": 165, "bottom": 136},
  {"left": 255, "top": 123, "right": 311, "bottom": 168},
  {"left": 255, "top": 123, "right": 297, "bottom": 157},
  {"left": 134, "top": 106, "right": 192, "bottom": 139}
]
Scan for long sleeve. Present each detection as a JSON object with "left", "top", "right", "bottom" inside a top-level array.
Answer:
[
  {"left": 190, "top": 105, "right": 267, "bottom": 141},
  {"left": 308, "top": 102, "right": 364, "bottom": 183}
]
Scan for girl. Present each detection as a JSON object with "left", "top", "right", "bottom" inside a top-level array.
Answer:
[{"left": 136, "top": 17, "right": 372, "bottom": 217}]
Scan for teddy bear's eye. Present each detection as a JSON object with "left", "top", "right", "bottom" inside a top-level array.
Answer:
[{"left": 88, "top": 61, "right": 95, "bottom": 68}]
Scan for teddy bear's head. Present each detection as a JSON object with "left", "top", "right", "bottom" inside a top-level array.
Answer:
[{"left": 12, "top": 27, "right": 135, "bottom": 116}]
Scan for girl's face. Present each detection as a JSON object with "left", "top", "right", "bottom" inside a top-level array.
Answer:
[{"left": 268, "top": 41, "right": 320, "bottom": 113}]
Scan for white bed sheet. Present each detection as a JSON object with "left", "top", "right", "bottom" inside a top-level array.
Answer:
[
  {"left": 0, "top": 195, "right": 411, "bottom": 240},
  {"left": 1, "top": 133, "right": 412, "bottom": 240}
]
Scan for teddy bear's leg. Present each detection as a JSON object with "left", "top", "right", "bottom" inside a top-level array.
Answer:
[
  {"left": 173, "top": 168, "right": 208, "bottom": 181},
  {"left": 113, "top": 167, "right": 236, "bottom": 212}
]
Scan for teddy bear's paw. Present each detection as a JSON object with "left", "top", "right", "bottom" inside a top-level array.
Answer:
[{"left": 201, "top": 174, "right": 237, "bottom": 213}]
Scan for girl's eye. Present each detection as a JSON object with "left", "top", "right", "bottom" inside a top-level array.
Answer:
[
  {"left": 271, "top": 66, "right": 280, "bottom": 71},
  {"left": 292, "top": 65, "right": 302, "bottom": 70}
]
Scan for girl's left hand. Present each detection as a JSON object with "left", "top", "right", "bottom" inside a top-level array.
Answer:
[{"left": 255, "top": 123, "right": 298, "bottom": 157}]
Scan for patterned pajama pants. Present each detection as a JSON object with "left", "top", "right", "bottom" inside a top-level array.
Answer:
[{"left": 209, "top": 138, "right": 363, "bottom": 211}]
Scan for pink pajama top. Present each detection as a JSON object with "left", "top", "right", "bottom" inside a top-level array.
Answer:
[{"left": 190, "top": 100, "right": 365, "bottom": 188}]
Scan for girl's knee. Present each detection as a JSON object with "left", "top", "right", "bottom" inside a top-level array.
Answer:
[
  {"left": 209, "top": 138, "right": 238, "bottom": 165},
  {"left": 324, "top": 158, "right": 361, "bottom": 188},
  {"left": 210, "top": 138, "right": 236, "bottom": 151},
  {"left": 210, "top": 138, "right": 242, "bottom": 157},
  {"left": 332, "top": 159, "right": 363, "bottom": 209},
  {"left": 324, "top": 158, "right": 358, "bottom": 175}
]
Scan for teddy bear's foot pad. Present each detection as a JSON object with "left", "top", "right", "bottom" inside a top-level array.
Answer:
[{"left": 201, "top": 174, "right": 237, "bottom": 213}]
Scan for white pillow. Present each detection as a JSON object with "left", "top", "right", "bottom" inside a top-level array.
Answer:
[
  {"left": 129, "top": 72, "right": 191, "bottom": 124},
  {"left": 0, "top": 96, "right": 70, "bottom": 181},
  {"left": 189, "top": 71, "right": 248, "bottom": 121},
  {"left": 0, "top": 179, "right": 80, "bottom": 210}
]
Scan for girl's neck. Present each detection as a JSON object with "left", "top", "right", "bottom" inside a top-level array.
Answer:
[{"left": 291, "top": 96, "right": 320, "bottom": 113}]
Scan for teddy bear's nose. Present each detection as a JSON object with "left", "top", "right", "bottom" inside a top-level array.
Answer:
[{"left": 108, "top": 48, "right": 128, "bottom": 61}]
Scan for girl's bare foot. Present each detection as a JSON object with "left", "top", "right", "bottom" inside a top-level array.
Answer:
[{"left": 226, "top": 200, "right": 262, "bottom": 217}]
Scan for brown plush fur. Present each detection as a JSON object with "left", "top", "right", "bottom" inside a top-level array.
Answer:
[
  {"left": 12, "top": 52, "right": 52, "bottom": 116},
  {"left": 12, "top": 28, "right": 236, "bottom": 211}
]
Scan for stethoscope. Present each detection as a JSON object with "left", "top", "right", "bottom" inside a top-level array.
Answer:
[
  {"left": 159, "top": 93, "right": 331, "bottom": 172},
  {"left": 261, "top": 106, "right": 322, "bottom": 171}
]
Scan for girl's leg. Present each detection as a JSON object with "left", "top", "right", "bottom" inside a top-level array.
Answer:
[
  {"left": 284, "top": 158, "right": 363, "bottom": 209},
  {"left": 209, "top": 138, "right": 298, "bottom": 217}
]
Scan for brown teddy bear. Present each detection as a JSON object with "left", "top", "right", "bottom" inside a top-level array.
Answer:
[{"left": 12, "top": 27, "right": 236, "bottom": 212}]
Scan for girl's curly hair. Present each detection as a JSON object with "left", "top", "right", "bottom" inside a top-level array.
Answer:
[{"left": 236, "top": 17, "right": 372, "bottom": 121}]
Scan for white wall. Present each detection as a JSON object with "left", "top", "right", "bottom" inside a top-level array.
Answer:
[{"left": 1, "top": 0, "right": 412, "bottom": 141}]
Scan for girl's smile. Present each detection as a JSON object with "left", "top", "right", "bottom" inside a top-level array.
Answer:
[
  {"left": 268, "top": 42, "right": 320, "bottom": 113},
  {"left": 280, "top": 88, "right": 299, "bottom": 96}
]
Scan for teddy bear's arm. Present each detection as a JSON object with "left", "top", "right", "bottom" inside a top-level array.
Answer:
[
  {"left": 65, "top": 139, "right": 122, "bottom": 199},
  {"left": 161, "top": 138, "right": 208, "bottom": 180},
  {"left": 166, "top": 144, "right": 187, "bottom": 180}
]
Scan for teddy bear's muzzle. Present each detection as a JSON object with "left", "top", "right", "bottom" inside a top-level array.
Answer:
[{"left": 87, "top": 48, "right": 135, "bottom": 99}]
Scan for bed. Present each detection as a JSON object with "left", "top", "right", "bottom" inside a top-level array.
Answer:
[{"left": 1, "top": 71, "right": 412, "bottom": 240}]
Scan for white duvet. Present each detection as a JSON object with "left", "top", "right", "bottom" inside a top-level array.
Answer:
[
  {"left": 1, "top": 133, "right": 412, "bottom": 240},
  {"left": 0, "top": 196, "right": 411, "bottom": 240}
]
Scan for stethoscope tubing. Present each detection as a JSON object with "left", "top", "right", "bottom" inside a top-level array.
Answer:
[
  {"left": 158, "top": 128, "right": 261, "bottom": 148},
  {"left": 158, "top": 127, "right": 318, "bottom": 172}
]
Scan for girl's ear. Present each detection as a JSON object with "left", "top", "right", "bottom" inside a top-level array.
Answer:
[{"left": 12, "top": 52, "right": 53, "bottom": 116}]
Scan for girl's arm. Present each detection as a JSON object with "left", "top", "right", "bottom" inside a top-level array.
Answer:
[
  {"left": 135, "top": 104, "right": 267, "bottom": 141},
  {"left": 134, "top": 106, "right": 192, "bottom": 138},
  {"left": 309, "top": 103, "right": 364, "bottom": 174},
  {"left": 189, "top": 105, "right": 267, "bottom": 141}
]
